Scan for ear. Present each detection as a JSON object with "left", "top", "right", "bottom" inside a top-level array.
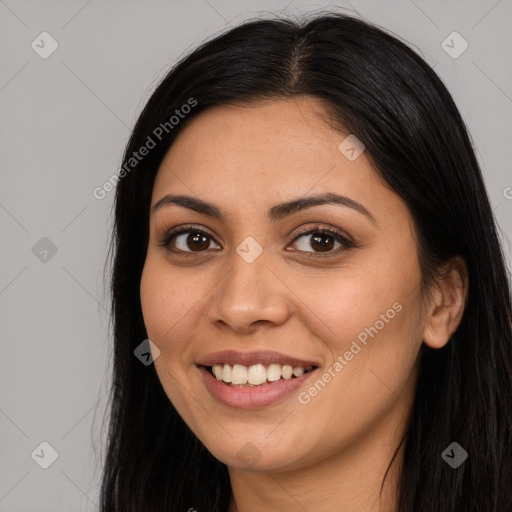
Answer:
[{"left": 422, "top": 256, "right": 468, "bottom": 349}]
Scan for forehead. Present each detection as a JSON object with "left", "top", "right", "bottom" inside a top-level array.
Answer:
[
  {"left": 150, "top": 97, "right": 402, "bottom": 223},
  {"left": 163, "top": 97, "right": 335, "bottom": 166}
]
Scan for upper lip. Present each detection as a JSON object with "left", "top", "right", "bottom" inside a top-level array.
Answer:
[{"left": 196, "top": 350, "right": 320, "bottom": 368}]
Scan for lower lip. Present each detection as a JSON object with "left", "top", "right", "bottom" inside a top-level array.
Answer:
[{"left": 197, "top": 365, "right": 318, "bottom": 409}]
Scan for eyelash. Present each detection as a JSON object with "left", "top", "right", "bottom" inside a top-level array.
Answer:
[{"left": 157, "top": 223, "right": 356, "bottom": 259}]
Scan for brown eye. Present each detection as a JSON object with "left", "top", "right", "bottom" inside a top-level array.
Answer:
[
  {"left": 158, "top": 225, "right": 221, "bottom": 254},
  {"left": 182, "top": 232, "right": 210, "bottom": 251},
  {"left": 288, "top": 226, "right": 355, "bottom": 257},
  {"left": 159, "top": 224, "right": 355, "bottom": 258},
  {"left": 168, "top": 230, "right": 221, "bottom": 253},
  {"left": 308, "top": 233, "right": 335, "bottom": 252}
]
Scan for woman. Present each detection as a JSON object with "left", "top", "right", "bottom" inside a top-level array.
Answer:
[{"left": 100, "top": 11, "right": 512, "bottom": 511}]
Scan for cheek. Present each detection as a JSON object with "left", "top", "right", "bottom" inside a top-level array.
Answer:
[
  {"left": 307, "top": 244, "right": 424, "bottom": 396},
  {"left": 140, "top": 257, "right": 188, "bottom": 337},
  {"left": 295, "top": 287, "right": 423, "bottom": 449},
  {"left": 139, "top": 258, "right": 189, "bottom": 354},
  {"left": 140, "top": 260, "right": 167, "bottom": 341},
  {"left": 139, "top": 259, "right": 199, "bottom": 417},
  {"left": 139, "top": 256, "right": 213, "bottom": 369},
  {"left": 309, "top": 261, "right": 419, "bottom": 353}
]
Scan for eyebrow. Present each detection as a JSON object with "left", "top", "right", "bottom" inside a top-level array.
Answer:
[{"left": 152, "top": 192, "right": 376, "bottom": 225}]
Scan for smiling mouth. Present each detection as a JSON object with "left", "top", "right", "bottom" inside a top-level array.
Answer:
[{"left": 202, "top": 363, "right": 318, "bottom": 387}]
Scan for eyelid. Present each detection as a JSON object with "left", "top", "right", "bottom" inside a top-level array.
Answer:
[
  {"left": 287, "top": 224, "right": 356, "bottom": 257},
  {"left": 157, "top": 223, "right": 217, "bottom": 250},
  {"left": 158, "top": 222, "right": 356, "bottom": 257},
  {"left": 290, "top": 224, "right": 354, "bottom": 245}
]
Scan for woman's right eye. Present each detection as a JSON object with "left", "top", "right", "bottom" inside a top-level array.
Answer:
[
  {"left": 170, "top": 230, "right": 221, "bottom": 253},
  {"left": 158, "top": 226, "right": 221, "bottom": 255}
]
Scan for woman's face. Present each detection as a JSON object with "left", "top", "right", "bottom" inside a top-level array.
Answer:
[{"left": 140, "top": 96, "right": 428, "bottom": 472}]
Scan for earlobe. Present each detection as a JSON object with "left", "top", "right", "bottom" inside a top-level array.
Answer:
[{"left": 422, "top": 256, "right": 468, "bottom": 349}]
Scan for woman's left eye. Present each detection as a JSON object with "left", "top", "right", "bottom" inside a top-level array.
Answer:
[
  {"left": 289, "top": 227, "right": 355, "bottom": 256},
  {"left": 158, "top": 224, "right": 355, "bottom": 258}
]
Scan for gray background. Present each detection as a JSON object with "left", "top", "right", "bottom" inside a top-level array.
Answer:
[{"left": 1, "top": 0, "right": 511, "bottom": 510}]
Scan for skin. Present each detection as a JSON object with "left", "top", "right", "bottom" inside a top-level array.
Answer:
[{"left": 139, "top": 96, "right": 467, "bottom": 512}]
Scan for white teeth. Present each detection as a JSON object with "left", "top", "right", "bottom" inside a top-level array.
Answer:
[
  {"left": 231, "top": 364, "right": 248, "bottom": 385},
  {"left": 212, "top": 365, "right": 223, "bottom": 380},
  {"left": 281, "top": 365, "right": 293, "bottom": 379},
  {"left": 210, "top": 363, "right": 314, "bottom": 386},
  {"left": 247, "top": 364, "right": 267, "bottom": 385},
  {"left": 222, "top": 364, "right": 232, "bottom": 383},
  {"left": 293, "top": 366, "right": 305, "bottom": 377},
  {"left": 267, "top": 364, "right": 282, "bottom": 382}
]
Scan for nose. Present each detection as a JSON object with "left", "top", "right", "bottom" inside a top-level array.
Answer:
[{"left": 207, "top": 247, "right": 291, "bottom": 334}]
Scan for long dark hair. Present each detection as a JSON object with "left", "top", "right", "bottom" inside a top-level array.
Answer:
[{"left": 99, "top": 11, "right": 512, "bottom": 511}]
